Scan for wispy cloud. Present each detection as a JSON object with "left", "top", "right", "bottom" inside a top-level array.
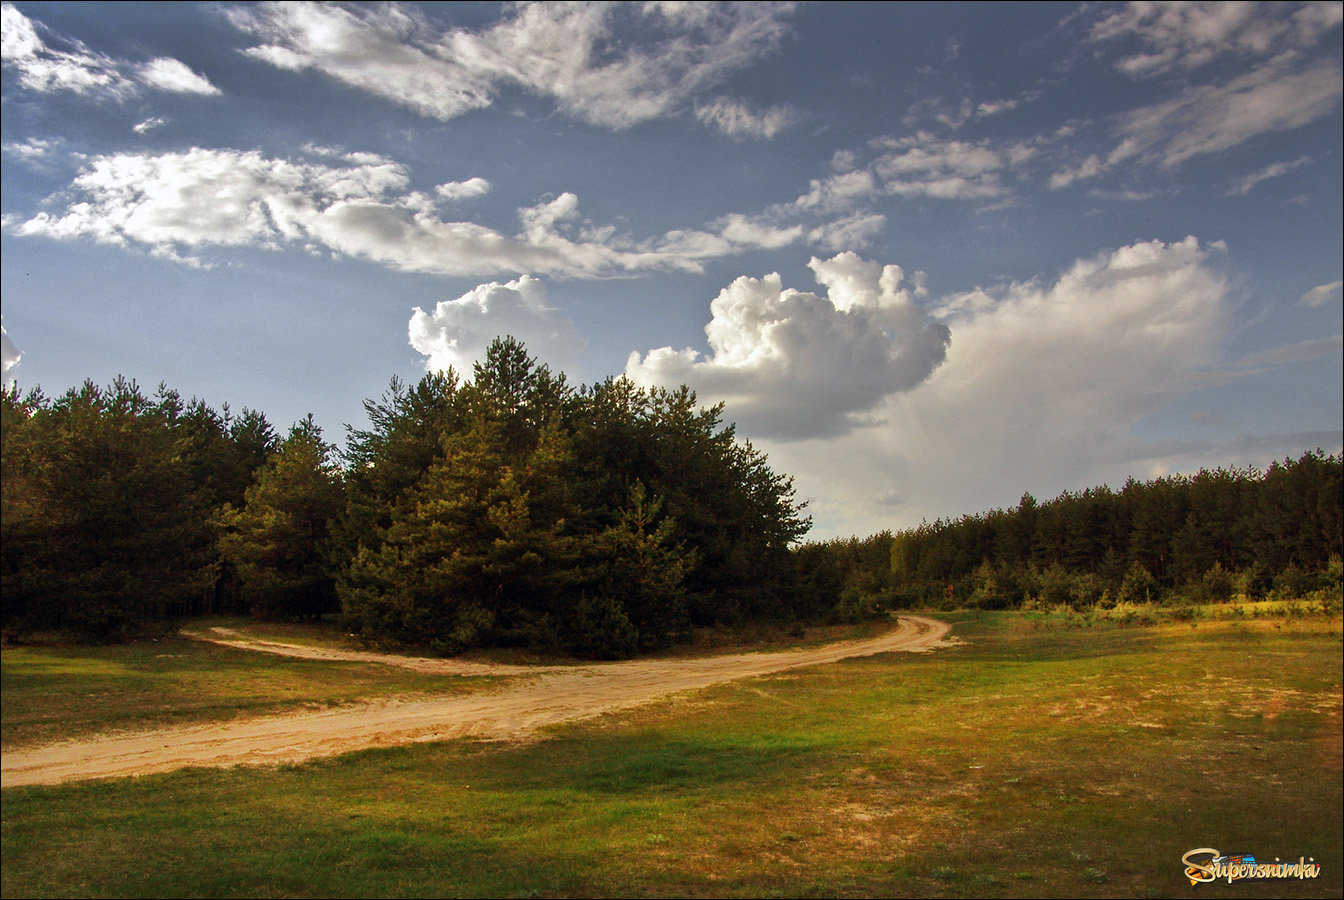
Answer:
[
  {"left": 1043, "top": 3, "right": 1344, "bottom": 189},
  {"left": 1229, "top": 156, "right": 1313, "bottom": 194},
  {"left": 1233, "top": 334, "right": 1342, "bottom": 368},
  {"left": 695, "top": 97, "right": 798, "bottom": 140},
  {"left": 1048, "top": 55, "right": 1340, "bottom": 187},
  {"left": 228, "top": 1, "right": 795, "bottom": 131},
  {"left": 1300, "top": 280, "right": 1343, "bottom": 307},
  {"left": 1115, "top": 58, "right": 1341, "bottom": 169},
  {"left": 133, "top": 116, "right": 169, "bottom": 135},
  {"left": 1, "top": 138, "right": 57, "bottom": 159},
  {"left": 791, "top": 131, "right": 1037, "bottom": 208},
  {"left": 1, "top": 2, "right": 219, "bottom": 98},
  {"left": 1090, "top": 1, "right": 1343, "bottom": 77}
]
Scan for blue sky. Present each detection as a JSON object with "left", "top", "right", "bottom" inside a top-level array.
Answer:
[{"left": 2, "top": 1, "right": 1341, "bottom": 538}]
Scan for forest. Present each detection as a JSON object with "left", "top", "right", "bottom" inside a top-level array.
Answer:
[
  {"left": 804, "top": 451, "right": 1342, "bottom": 614},
  {"left": 2, "top": 338, "right": 813, "bottom": 656},
  {"left": 2, "top": 337, "right": 1340, "bottom": 655}
]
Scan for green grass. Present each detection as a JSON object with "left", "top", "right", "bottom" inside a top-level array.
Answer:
[
  {"left": 1, "top": 630, "right": 499, "bottom": 749},
  {"left": 3, "top": 610, "right": 1340, "bottom": 898}
]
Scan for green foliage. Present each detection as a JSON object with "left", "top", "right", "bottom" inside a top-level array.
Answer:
[
  {"left": 335, "top": 337, "right": 809, "bottom": 656},
  {"left": 566, "top": 592, "right": 639, "bottom": 659},
  {"left": 2, "top": 380, "right": 277, "bottom": 640},
  {"left": 217, "top": 417, "right": 344, "bottom": 620},
  {"left": 590, "top": 483, "right": 694, "bottom": 651},
  {"left": 808, "top": 451, "right": 1342, "bottom": 615},
  {"left": 2, "top": 338, "right": 813, "bottom": 650}
]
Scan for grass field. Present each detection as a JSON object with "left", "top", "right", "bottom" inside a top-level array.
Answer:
[
  {"left": 0, "top": 622, "right": 499, "bottom": 749},
  {"left": 2, "top": 610, "right": 1340, "bottom": 898}
]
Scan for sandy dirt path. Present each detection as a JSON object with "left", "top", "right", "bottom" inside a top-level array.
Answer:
[{"left": 1, "top": 616, "right": 952, "bottom": 788}]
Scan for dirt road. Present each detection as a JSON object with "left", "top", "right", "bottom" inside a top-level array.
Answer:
[{"left": 1, "top": 615, "right": 952, "bottom": 788}]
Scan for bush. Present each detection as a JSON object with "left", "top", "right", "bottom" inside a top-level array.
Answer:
[{"left": 566, "top": 593, "right": 638, "bottom": 659}]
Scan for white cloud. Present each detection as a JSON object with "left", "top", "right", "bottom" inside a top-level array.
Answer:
[
  {"left": 625, "top": 252, "right": 950, "bottom": 439},
  {"left": 792, "top": 169, "right": 878, "bottom": 213},
  {"left": 807, "top": 212, "right": 888, "bottom": 252},
  {"left": 133, "top": 116, "right": 169, "bottom": 135},
  {"left": 409, "top": 275, "right": 581, "bottom": 375},
  {"left": 135, "top": 57, "right": 220, "bottom": 95},
  {"left": 1, "top": 320, "right": 20, "bottom": 387},
  {"left": 1050, "top": 5, "right": 1341, "bottom": 188},
  {"left": 871, "top": 132, "right": 1034, "bottom": 199},
  {"left": 749, "top": 238, "right": 1238, "bottom": 535},
  {"left": 695, "top": 97, "right": 798, "bottom": 139},
  {"left": 1301, "top": 280, "right": 1343, "bottom": 306},
  {"left": 713, "top": 213, "right": 804, "bottom": 249},
  {"left": 1, "top": 3, "right": 218, "bottom": 98},
  {"left": 1117, "top": 58, "right": 1342, "bottom": 169},
  {"left": 793, "top": 132, "right": 1037, "bottom": 208},
  {"left": 11, "top": 147, "right": 801, "bottom": 278},
  {"left": 1090, "top": 1, "right": 1343, "bottom": 77},
  {"left": 919, "top": 95, "right": 1025, "bottom": 130},
  {"left": 1049, "top": 154, "right": 1104, "bottom": 190},
  {"left": 1050, "top": 55, "right": 1341, "bottom": 188},
  {"left": 1229, "top": 155, "right": 1312, "bottom": 194},
  {"left": 1, "top": 138, "right": 56, "bottom": 159},
  {"left": 435, "top": 177, "right": 491, "bottom": 201},
  {"left": 229, "top": 1, "right": 794, "bottom": 130}
]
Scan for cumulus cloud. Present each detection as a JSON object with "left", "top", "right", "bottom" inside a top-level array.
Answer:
[
  {"left": 694, "top": 97, "right": 798, "bottom": 139},
  {"left": 10, "top": 147, "right": 787, "bottom": 277},
  {"left": 1090, "top": 1, "right": 1342, "bottom": 77},
  {"left": 755, "top": 237, "right": 1237, "bottom": 535},
  {"left": 625, "top": 252, "right": 950, "bottom": 439},
  {"left": 409, "top": 275, "right": 581, "bottom": 375},
  {"left": 1, "top": 3, "right": 218, "bottom": 98},
  {"left": 1301, "top": 280, "right": 1343, "bottom": 306},
  {"left": 228, "top": 1, "right": 793, "bottom": 130},
  {"left": 434, "top": 177, "right": 491, "bottom": 201}
]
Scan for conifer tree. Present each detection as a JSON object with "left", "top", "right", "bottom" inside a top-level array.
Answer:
[{"left": 217, "top": 417, "right": 344, "bottom": 620}]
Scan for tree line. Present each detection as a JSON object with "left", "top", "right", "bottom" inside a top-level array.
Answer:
[
  {"left": 803, "top": 453, "right": 1342, "bottom": 611},
  {"left": 4, "top": 337, "right": 1339, "bottom": 653},
  {"left": 2, "top": 338, "right": 816, "bottom": 656}
]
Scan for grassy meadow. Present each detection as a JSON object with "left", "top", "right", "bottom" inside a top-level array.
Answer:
[
  {"left": 1, "top": 622, "right": 499, "bottom": 750},
  {"left": 2, "top": 609, "right": 1340, "bottom": 898}
]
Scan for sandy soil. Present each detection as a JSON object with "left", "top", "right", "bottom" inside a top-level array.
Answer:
[{"left": 1, "top": 615, "right": 952, "bottom": 788}]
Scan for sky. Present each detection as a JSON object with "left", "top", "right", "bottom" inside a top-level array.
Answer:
[{"left": 2, "top": 1, "right": 1341, "bottom": 539}]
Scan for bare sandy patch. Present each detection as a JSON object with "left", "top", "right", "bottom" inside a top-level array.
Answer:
[{"left": 2, "top": 616, "right": 952, "bottom": 788}]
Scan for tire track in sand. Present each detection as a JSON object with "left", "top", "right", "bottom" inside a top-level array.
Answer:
[{"left": 2, "top": 616, "right": 952, "bottom": 788}]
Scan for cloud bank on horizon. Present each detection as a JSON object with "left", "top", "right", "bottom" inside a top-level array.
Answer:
[{"left": 2, "top": 1, "right": 1340, "bottom": 536}]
